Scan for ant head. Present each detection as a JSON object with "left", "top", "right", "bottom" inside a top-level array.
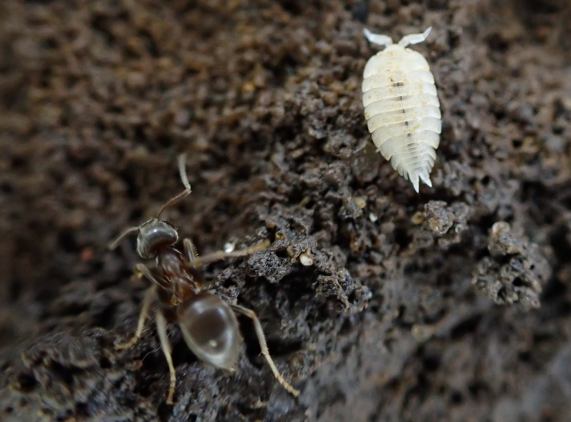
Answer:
[
  {"left": 136, "top": 218, "right": 179, "bottom": 260},
  {"left": 108, "top": 154, "right": 192, "bottom": 258},
  {"left": 108, "top": 218, "right": 179, "bottom": 260}
]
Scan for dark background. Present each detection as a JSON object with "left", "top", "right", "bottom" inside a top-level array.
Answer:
[{"left": 1, "top": 0, "right": 570, "bottom": 420}]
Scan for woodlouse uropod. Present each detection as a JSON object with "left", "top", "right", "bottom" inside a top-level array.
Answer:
[{"left": 362, "top": 27, "right": 441, "bottom": 192}]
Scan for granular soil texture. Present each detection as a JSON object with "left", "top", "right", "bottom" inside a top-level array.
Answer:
[{"left": 1, "top": 0, "right": 571, "bottom": 421}]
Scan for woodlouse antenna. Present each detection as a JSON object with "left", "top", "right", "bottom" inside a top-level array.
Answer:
[
  {"left": 363, "top": 28, "right": 393, "bottom": 48},
  {"left": 156, "top": 154, "right": 192, "bottom": 218},
  {"left": 398, "top": 27, "right": 432, "bottom": 47}
]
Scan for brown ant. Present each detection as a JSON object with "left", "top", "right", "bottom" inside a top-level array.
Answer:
[{"left": 109, "top": 154, "right": 300, "bottom": 404}]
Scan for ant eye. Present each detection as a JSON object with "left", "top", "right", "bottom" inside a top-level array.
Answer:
[
  {"left": 179, "top": 293, "right": 242, "bottom": 370},
  {"left": 136, "top": 220, "right": 178, "bottom": 259}
]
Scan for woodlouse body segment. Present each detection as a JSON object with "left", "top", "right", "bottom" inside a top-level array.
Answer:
[{"left": 362, "top": 27, "right": 441, "bottom": 192}]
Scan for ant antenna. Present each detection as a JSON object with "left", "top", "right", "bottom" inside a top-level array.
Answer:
[
  {"left": 108, "top": 153, "right": 191, "bottom": 250},
  {"left": 108, "top": 226, "right": 140, "bottom": 250},
  {"left": 156, "top": 154, "right": 192, "bottom": 218}
]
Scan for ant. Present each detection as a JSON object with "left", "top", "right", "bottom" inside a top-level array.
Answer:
[{"left": 109, "top": 154, "right": 300, "bottom": 404}]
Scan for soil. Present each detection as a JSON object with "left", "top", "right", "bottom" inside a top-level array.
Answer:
[{"left": 1, "top": 0, "right": 571, "bottom": 421}]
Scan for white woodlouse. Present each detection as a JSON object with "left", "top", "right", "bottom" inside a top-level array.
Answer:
[{"left": 362, "top": 27, "right": 441, "bottom": 192}]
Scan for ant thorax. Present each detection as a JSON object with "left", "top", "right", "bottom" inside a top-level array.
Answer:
[
  {"left": 157, "top": 248, "right": 188, "bottom": 280},
  {"left": 156, "top": 248, "right": 201, "bottom": 306}
]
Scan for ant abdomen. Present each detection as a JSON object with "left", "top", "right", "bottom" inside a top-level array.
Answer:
[{"left": 178, "top": 293, "right": 242, "bottom": 371}]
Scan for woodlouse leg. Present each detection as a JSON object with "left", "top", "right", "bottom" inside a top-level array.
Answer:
[
  {"left": 115, "top": 286, "right": 156, "bottom": 350},
  {"left": 190, "top": 239, "right": 270, "bottom": 267},
  {"left": 398, "top": 27, "right": 432, "bottom": 47},
  {"left": 156, "top": 310, "right": 177, "bottom": 405},
  {"left": 231, "top": 304, "right": 300, "bottom": 398},
  {"left": 363, "top": 28, "right": 393, "bottom": 47},
  {"left": 156, "top": 153, "right": 192, "bottom": 218}
]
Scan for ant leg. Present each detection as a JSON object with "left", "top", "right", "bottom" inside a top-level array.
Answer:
[
  {"left": 156, "top": 153, "right": 192, "bottom": 218},
  {"left": 115, "top": 286, "right": 156, "bottom": 350},
  {"left": 398, "top": 27, "right": 432, "bottom": 47},
  {"left": 363, "top": 28, "right": 393, "bottom": 47},
  {"left": 156, "top": 310, "right": 177, "bottom": 405},
  {"left": 192, "top": 239, "right": 270, "bottom": 267},
  {"left": 231, "top": 304, "right": 300, "bottom": 397},
  {"left": 134, "top": 263, "right": 168, "bottom": 289},
  {"left": 183, "top": 238, "right": 200, "bottom": 265}
]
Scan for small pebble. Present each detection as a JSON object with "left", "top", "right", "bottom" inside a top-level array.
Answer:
[{"left": 300, "top": 250, "right": 314, "bottom": 266}]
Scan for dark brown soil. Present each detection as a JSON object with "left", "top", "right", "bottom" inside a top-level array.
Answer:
[{"left": 1, "top": 0, "right": 571, "bottom": 421}]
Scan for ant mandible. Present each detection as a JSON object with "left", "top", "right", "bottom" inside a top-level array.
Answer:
[{"left": 109, "top": 154, "right": 300, "bottom": 404}]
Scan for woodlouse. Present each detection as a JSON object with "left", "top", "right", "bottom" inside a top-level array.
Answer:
[{"left": 362, "top": 27, "right": 441, "bottom": 192}]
